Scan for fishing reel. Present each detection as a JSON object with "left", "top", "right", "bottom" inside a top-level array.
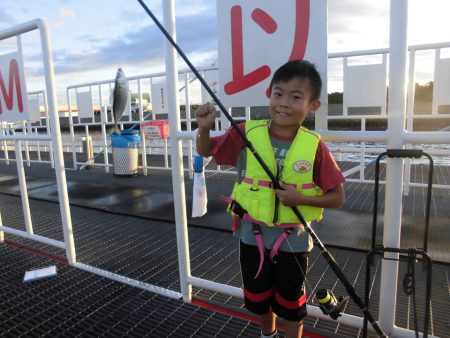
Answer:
[{"left": 316, "top": 289, "right": 350, "bottom": 320}]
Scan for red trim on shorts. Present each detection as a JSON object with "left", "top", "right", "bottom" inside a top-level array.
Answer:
[
  {"left": 191, "top": 297, "right": 328, "bottom": 338},
  {"left": 243, "top": 288, "right": 273, "bottom": 302},
  {"left": 274, "top": 291, "right": 306, "bottom": 310}
]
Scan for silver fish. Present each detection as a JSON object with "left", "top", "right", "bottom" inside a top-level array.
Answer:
[{"left": 112, "top": 68, "right": 128, "bottom": 126}]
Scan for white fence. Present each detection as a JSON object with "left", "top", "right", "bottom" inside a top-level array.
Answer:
[
  {"left": 0, "top": 19, "right": 76, "bottom": 264},
  {"left": 1, "top": 42, "right": 449, "bottom": 189},
  {"left": 1, "top": 9, "right": 450, "bottom": 337}
]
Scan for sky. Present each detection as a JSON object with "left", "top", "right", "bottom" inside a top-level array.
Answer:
[{"left": 1, "top": 0, "right": 450, "bottom": 106}]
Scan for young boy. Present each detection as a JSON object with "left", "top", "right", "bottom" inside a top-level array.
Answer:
[{"left": 195, "top": 60, "right": 345, "bottom": 338}]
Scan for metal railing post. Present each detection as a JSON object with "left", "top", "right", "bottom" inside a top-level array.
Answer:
[
  {"left": 37, "top": 19, "right": 77, "bottom": 264},
  {"left": 378, "top": 1, "right": 409, "bottom": 334},
  {"left": 163, "top": 0, "right": 192, "bottom": 302}
]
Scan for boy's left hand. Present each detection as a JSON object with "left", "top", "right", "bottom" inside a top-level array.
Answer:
[{"left": 275, "top": 184, "right": 303, "bottom": 206}]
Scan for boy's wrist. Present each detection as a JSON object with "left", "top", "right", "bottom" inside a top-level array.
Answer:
[{"left": 198, "top": 127, "right": 211, "bottom": 135}]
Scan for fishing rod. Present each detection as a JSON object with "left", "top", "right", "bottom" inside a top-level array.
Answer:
[{"left": 136, "top": 1, "right": 387, "bottom": 336}]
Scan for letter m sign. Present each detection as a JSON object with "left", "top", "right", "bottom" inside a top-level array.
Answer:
[{"left": 0, "top": 51, "right": 29, "bottom": 122}]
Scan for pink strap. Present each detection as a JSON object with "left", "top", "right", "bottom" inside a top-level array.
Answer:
[
  {"left": 222, "top": 195, "right": 305, "bottom": 229},
  {"left": 220, "top": 195, "right": 232, "bottom": 203},
  {"left": 241, "top": 178, "right": 317, "bottom": 190},
  {"left": 270, "top": 228, "right": 293, "bottom": 262},
  {"left": 254, "top": 232, "right": 265, "bottom": 279}
]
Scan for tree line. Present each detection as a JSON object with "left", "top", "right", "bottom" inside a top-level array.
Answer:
[{"left": 328, "top": 82, "right": 434, "bottom": 104}]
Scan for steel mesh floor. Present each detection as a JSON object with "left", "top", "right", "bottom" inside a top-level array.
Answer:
[
  {"left": 0, "top": 244, "right": 263, "bottom": 337},
  {"left": 1, "top": 193, "right": 449, "bottom": 337}
]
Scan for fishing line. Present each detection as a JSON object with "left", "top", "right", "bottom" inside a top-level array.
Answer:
[
  {"left": 136, "top": 1, "right": 387, "bottom": 336},
  {"left": 284, "top": 235, "right": 316, "bottom": 298}
]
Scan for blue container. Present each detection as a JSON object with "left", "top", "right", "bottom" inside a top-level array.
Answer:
[
  {"left": 111, "top": 130, "right": 141, "bottom": 148},
  {"left": 111, "top": 130, "right": 141, "bottom": 177},
  {"left": 193, "top": 155, "right": 203, "bottom": 173}
]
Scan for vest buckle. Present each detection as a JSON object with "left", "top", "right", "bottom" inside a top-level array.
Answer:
[
  {"left": 250, "top": 177, "right": 260, "bottom": 191},
  {"left": 230, "top": 200, "right": 247, "bottom": 218}
]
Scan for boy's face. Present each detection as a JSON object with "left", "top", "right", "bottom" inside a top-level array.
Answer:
[{"left": 269, "top": 78, "right": 321, "bottom": 131}]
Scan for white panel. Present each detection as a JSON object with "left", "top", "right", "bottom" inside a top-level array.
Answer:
[
  {"left": 344, "top": 63, "right": 387, "bottom": 109},
  {"left": 0, "top": 51, "right": 29, "bottom": 122},
  {"left": 217, "top": 0, "right": 327, "bottom": 107},
  {"left": 151, "top": 82, "right": 169, "bottom": 115},
  {"left": 27, "top": 97, "right": 41, "bottom": 122},
  {"left": 435, "top": 58, "right": 450, "bottom": 106},
  {"left": 76, "top": 91, "right": 93, "bottom": 119}
]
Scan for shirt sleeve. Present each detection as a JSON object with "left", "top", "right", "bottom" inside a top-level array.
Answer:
[
  {"left": 210, "top": 123, "right": 245, "bottom": 166},
  {"left": 313, "top": 140, "right": 345, "bottom": 192}
]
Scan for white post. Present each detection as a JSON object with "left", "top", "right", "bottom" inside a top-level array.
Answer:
[
  {"left": 43, "top": 90, "right": 55, "bottom": 168},
  {"left": 101, "top": 102, "right": 110, "bottom": 173},
  {"left": 245, "top": 106, "right": 251, "bottom": 120},
  {"left": 1, "top": 125, "right": 10, "bottom": 165},
  {"left": 163, "top": 0, "right": 192, "bottom": 302},
  {"left": 378, "top": 1, "right": 408, "bottom": 335},
  {"left": 38, "top": 19, "right": 77, "bottom": 264},
  {"left": 431, "top": 48, "right": 440, "bottom": 115},
  {"left": 360, "top": 118, "right": 366, "bottom": 181},
  {"left": 0, "top": 213, "right": 3, "bottom": 243},
  {"left": 138, "top": 78, "right": 148, "bottom": 175},
  {"left": 185, "top": 72, "right": 194, "bottom": 180},
  {"left": 14, "top": 141, "right": 33, "bottom": 234},
  {"left": 343, "top": 56, "right": 348, "bottom": 116},
  {"left": 67, "top": 89, "right": 77, "bottom": 169},
  {"left": 404, "top": 49, "right": 417, "bottom": 196},
  {"left": 16, "top": 35, "right": 32, "bottom": 168},
  {"left": 381, "top": 53, "right": 388, "bottom": 116}
]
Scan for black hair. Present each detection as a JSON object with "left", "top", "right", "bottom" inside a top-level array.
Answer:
[{"left": 269, "top": 60, "right": 322, "bottom": 101}]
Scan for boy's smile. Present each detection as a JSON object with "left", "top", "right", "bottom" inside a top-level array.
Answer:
[{"left": 269, "top": 78, "right": 321, "bottom": 137}]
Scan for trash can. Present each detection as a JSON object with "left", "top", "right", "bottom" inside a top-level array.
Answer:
[{"left": 111, "top": 130, "right": 141, "bottom": 177}]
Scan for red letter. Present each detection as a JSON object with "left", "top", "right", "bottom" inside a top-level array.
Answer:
[
  {"left": 0, "top": 58, "right": 24, "bottom": 114},
  {"left": 224, "top": 6, "right": 272, "bottom": 95},
  {"left": 288, "top": 0, "right": 310, "bottom": 61}
]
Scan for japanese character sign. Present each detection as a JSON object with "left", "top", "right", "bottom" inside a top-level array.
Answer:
[
  {"left": 217, "top": 0, "right": 327, "bottom": 107},
  {"left": 151, "top": 81, "right": 168, "bottom": 116}
]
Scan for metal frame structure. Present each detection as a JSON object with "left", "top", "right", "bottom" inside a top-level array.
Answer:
[
  {"left": 1, "top": 1, "right": 450, "bottom": 336},
  {"left": 0, "top": 19, "right": 76, "bottom": 264},
  {"left": 4, "top": 41, "right": 449, "bottom": 188},
  {"left": 154, "top": 1, "right": 447, "bottom": 337},
  {"left": 0, "top": 18, "right": 185, "bottom": 302}
]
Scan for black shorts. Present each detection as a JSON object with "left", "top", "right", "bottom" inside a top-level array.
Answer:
[{"left": 239, "top": 241, "right": 308, "bottom": 322}]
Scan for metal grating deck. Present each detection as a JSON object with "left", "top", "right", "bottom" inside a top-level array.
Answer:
[
  {"left": 1, "top": 192, "right": 449, "bottom": 337},
  {"left": 0, "top": 156, "right": 449, "bottom": 337}
]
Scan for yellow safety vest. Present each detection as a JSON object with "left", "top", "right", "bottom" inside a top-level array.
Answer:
[{"left": 227, "top": 120, "right": 324, "bottom": 227}]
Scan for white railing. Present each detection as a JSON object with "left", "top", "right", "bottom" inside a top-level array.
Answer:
[
  {"left": 1, "top": 13, "right": 449, "bottom": 338},
  {"left": 0, "top": 19, "right": 76, "bottom": 264},
  {"left": 1, "top": 42, "right": 447, "bottom": 188}
]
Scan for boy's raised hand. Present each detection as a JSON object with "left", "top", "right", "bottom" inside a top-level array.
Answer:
[{"left": 195, "top": 102, "right": 216, "bottom": 130}]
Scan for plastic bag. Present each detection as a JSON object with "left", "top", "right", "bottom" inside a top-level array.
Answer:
[{"left": 191, "top": 130, "right": 212, "bottom": 217}]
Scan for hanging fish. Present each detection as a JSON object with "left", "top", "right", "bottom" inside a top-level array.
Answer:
[{"left": 111, "top": 68, "right": 129, "bottom": 134}]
